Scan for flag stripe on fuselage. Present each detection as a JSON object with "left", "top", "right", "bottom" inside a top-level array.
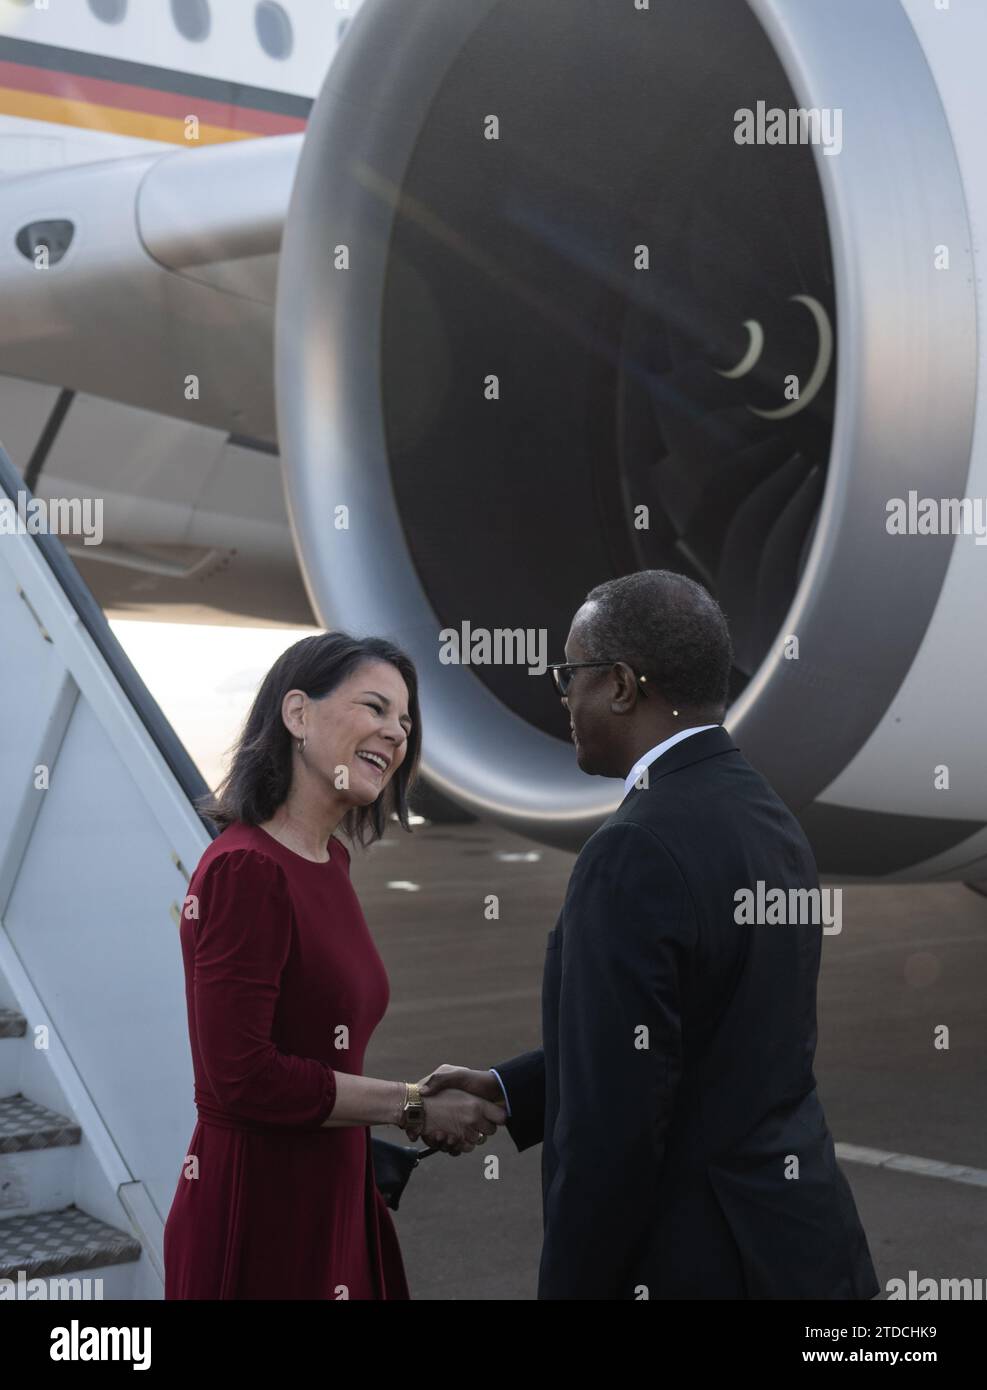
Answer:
[{"left": 0, "top": 36, "right": 312, "bottom": 144}]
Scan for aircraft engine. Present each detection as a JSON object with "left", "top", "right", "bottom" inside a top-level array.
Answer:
[{"left": 276, "top": 0, "right": 987, "bottom": 879}]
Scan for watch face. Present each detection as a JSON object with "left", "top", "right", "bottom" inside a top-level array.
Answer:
[{"left": 381, "top": 0, "right": 835, "bottom": 733}]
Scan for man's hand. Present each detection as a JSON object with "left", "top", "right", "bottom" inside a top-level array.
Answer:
[
  {"left": 415, "top": 1066, "right": 506, "bottom": 1154},
  {"left": 418, "top": 1063, "right": 503, "bottom": 1103},
  {"left": 415, "top": 1084, "right": 505, "bottom": 1154}
]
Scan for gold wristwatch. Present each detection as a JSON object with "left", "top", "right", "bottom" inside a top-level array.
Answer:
[{"left": 401, "top": 1082, "right": 425, "bottom": 1135}]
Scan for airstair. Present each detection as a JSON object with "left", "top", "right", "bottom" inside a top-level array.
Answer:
[{"left": 0, "top": 443, "right": 213, "bottom": 1299}]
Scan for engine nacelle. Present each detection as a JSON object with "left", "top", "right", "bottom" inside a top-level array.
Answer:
[{"left": 276, "top": 0, "right": 987, "bottom": 879}]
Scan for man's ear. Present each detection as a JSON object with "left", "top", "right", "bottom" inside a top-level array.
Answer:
[{"left": 609, "top": 662, "right": 640, "bottom": 714}]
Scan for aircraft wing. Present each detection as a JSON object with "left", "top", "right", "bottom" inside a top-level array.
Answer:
[{"left": 0, "top": 134, "right": 301, "bottom": 445}]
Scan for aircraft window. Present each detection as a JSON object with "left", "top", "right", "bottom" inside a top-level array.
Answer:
[
  {"left": 255, "top": 2, "right": 293, "bottom": 60},
  {"left": 170, "top": 0, "right": 211, "bottom": 42},
  {"left": 87, "top": 0, "right": 127, "bottom": 21}
]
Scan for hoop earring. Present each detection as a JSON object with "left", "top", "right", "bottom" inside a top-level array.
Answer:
[{"left": 297, "top": 736, "right": 306, "bottom": 754}]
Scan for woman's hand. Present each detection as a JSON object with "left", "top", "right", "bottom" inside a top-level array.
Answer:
[{"left": 418, "top": 1086, "right": 505, "bottom": 1154}]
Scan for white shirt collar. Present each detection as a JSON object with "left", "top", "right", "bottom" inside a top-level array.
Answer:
[{"left": 623, "top": 725, "right": 719, "bottom": 795}]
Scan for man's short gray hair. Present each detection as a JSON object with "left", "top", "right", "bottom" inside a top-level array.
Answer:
[{"left": 579, "top": 570, "right": 733, "bottom": 715}]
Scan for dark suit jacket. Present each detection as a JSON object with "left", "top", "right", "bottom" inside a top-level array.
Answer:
[{"left": 494, "top": 726, "right": 879, "bottom": 1300}]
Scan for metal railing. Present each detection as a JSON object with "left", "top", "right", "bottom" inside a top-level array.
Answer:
[{"left": 0, "top": 441, "right": 216, "bottom": 838}]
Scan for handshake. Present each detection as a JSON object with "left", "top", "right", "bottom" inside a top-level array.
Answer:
[{"left": 407, "top": 1065, "right": 507, "bottom": 1155}]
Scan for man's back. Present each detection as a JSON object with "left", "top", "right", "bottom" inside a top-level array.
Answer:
[
  {"left": 601, "top": 726, "right": 877, "bottom": 1298},
  {"left": 616, "top": 726, "right": 824, "bottom": 1165},
  {"left": 500, "top": 725, "right": 879, "bottom": 1299}
]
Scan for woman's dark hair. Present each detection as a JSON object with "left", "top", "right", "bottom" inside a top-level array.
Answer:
[{"left": 198, "top": 632, "right": 422, "bottom": 848}]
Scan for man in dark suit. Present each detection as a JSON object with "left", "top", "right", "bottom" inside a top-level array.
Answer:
[{"left": 421, "top": 569, "right": 878, "bottom": 1300}]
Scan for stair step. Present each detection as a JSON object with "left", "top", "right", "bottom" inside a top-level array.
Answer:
[
  {"left": 0, "top": 1095, "right": 81, "bottom": 1153},
  {"left": 0, "top": 1009, "right": 26, "bottom": 1039},
  {"left": 0, "top": 1205, "right": 142, "bottom": 1279}
]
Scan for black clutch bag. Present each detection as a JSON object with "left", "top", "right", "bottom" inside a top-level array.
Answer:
[{"left": 371, "top": 1138, "right": 438, "bottom": 1210}]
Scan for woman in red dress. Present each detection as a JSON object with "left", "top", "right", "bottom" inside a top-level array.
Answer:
[{"left": 163, "top": 632, "right": 505, "bottom": 1299}]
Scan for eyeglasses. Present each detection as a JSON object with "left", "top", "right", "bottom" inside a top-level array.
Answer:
[{"left": 547, "top": 661, "right": 649, "bottom": 697}]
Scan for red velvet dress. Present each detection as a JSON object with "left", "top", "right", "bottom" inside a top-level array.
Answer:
[{"left": 163, "top": 821, "right": 409, "bottom": 1299}]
